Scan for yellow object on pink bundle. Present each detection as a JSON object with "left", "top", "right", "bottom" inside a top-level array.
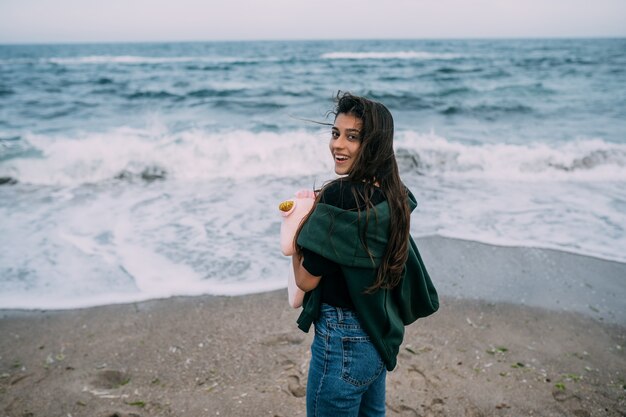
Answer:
[
  {"left": 279, "top": 189, "right": 315, "bottom": 308},
  {"left": 278, "top": 200, "right": 294, "bottom": 212},
  {"left": 278, "top": 190, "right": 315, "bottom": 256}
]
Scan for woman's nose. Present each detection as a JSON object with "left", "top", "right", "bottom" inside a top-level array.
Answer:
[{"left": 333, "top": 135, "right": 346, "bottom": 148}]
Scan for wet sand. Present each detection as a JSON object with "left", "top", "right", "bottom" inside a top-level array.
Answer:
[{"left": 1, "top": 237, "right": 625, "bottom": 416}]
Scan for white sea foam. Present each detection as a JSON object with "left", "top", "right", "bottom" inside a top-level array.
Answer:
[
  {"left": 3, "top": 128, "right": 625, "bottom": 187},
  {"left": 321, "top": 51, "right": 462, "bottom": 60},
  {"left": 0, "top": 178, "right": 293, "bottom": 310},
  {"left": 396, "top": 131, "right": 626, "bottom": 182},
  {"left": 1, "top": 127, "right": 625, "bottom": 310},
  {"left": 2, "top": 128, "right": 332, "bottom": 186}
]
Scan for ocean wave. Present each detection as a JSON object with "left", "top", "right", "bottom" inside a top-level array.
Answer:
[
  {"left": 0, "top": 87, "right": 15, "bottom": 97},
  {"left": 0, "top": 55, "right": 270, "bottom": 66},
  {"left": 321, "top": 51, "right": 462, "bottom": 60},
  {"left": 363, "top": 91, "right": 432, "bottom": 109},
  {"left": 186, "top": 88, "right": 245, "bottom": 98},
  {"left": 491, "top": 82, "right": 556, "bottom": 96},
  {"left": 95, "top": 77, "right": 114, "bottom": 85},
  {"left": 126, "top": 90, "right": 182, "bottom": 100},
  {"left": 0, "top": 128, "right": 333, "bottom": 186},
  {"left": 427, "top": 87, "right": 474, "bottom": 98},
  {"left": 47, "top": 55, "right": 260, "bottom": 65},
  {"left": 2, "top": 128, "right": 625, "bottom": 187},
  {"left": 440, "top": 103, "right": 534, "bottom": 116},
  {"left": 434, "top": 66, "right": 481, "bottom": 74},
  {"left": 211, "top": 99, "right": 286, "bottom": 111},
  {"left": 396, "top": 132, "right": 626, "bottom": 181}
]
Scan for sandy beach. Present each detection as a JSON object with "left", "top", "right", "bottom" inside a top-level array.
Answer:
[{"left": 1, "top": 237, "right": 624, "bottom": 417}]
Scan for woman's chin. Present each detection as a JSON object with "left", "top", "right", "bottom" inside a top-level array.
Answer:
[{"left": 334, "top": 164, "right": 352, "bottom": 176}]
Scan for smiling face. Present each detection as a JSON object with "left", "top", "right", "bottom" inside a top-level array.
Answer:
[{"left": 329, "top": 113, "right": 362, "bottom": 175}]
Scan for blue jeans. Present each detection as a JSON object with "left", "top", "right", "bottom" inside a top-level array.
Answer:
[{"left": 307, "top": 303, "right": 387, "bottom": 417}]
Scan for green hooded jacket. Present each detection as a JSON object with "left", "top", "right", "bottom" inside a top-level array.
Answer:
[{"left": 296, "top": 188, "right": 439, "bottom": 371}]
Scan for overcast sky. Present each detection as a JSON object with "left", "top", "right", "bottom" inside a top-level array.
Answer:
[{"left": 1, "top": 0, "right": 625, "bottom": 44}]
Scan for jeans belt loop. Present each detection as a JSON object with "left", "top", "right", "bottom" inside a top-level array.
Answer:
[{"left": 336, "top": 306, "right": 343, "bottom": 323}]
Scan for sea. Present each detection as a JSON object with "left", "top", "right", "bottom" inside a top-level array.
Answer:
[{"left": 1, "top": 39, "right": 625, "bottom": 310}]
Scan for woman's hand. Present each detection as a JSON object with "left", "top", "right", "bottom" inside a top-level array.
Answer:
[{"left": 292, "top": 253, "right": 321, "bottom": 292}]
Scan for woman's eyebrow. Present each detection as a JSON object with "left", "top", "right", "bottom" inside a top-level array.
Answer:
[{"left": 331, "top": 127, "right": 361, "bottom": 133}]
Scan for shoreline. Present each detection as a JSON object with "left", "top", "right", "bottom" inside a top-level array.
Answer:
[
  {"left": 2, "top": 236, "right": 624, "bottom": 415},
  {"left": 2, "top": 235, "right": 624, "bottom": 325},
  {"left": 416, "top": 235, "right": 626, "bottom": 325},
  {"left": 1, "top": 291, "right": 624, "bottom": 416}
]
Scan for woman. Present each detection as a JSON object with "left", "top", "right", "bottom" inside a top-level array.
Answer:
[{"left": 292, "top": 92, "right": 439, "bottom": 417}]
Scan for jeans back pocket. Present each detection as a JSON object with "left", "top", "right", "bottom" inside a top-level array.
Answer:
[{"left": 341, "top": 336, "right": 384, "bottom": 387}]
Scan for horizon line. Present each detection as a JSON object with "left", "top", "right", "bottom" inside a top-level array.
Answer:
[{"left": 1, "top": 35, "right": 625, "bottom": 47}]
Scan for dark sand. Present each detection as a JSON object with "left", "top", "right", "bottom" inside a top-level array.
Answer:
[{"left": 1, "top": 237, "right": 625, "bottom": 417}]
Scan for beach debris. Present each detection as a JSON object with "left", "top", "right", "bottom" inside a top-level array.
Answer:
[
  {"left": 511, "top": 362, "right": 525, "bottom": 368},
  {"left": 555, "top": 382, "right": 566, "bottom": 391},
  {"left": 44, "top": 351, "right": 65, "bottom": 369},
  {"left": 168, "top": 345, "right": 182, "bottom": 353},
  {"left": 564, "top": 373, "right": 582, "bottom": 382},
  {"left": 486, "top": 346, "right": 508, "bottom": 355},
  {"left": 495, "top": 403, "right": 511, "bottom": 409},
  {"left": 127, "top": 401, "right": 145, "bottom": 408},
  {"left": 83, "top": 386, "right": 129, "bottom": 399},
  {"left": 204, "top": 382, "right": 219, "bottom": 392},
  {"left": 45, "top": 354, "right": 56, "bottom": 366}
]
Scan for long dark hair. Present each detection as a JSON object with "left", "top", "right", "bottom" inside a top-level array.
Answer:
[{"left": 296, "top": 91, "right": 411, "bottom": 292}]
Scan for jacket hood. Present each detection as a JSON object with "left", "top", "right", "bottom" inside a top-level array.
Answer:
[{"left": 297, "top": 189, "right": 417, "bottom": 269}]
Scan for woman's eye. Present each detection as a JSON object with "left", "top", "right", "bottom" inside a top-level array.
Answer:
[
  {"left": 331, "top": 131, "right": 339, "bottom": 139},
  {"left": 348, "top": 135, "right": 359, "bottom": 141}
]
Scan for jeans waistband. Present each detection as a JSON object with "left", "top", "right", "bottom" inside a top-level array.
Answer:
[{"left": 319, "top": 303, "right": 359, "bottom": 323}]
